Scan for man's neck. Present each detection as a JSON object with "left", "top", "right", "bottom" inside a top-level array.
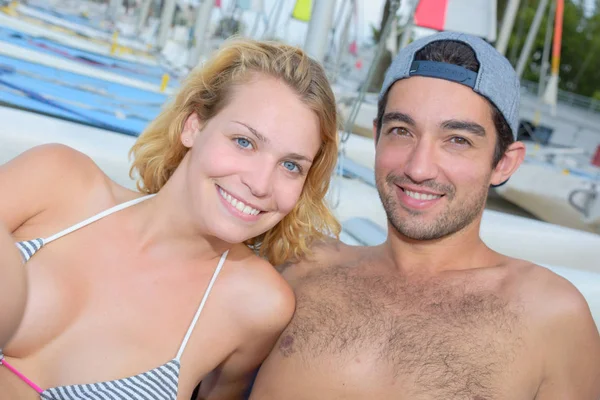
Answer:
[{"left": 383, "top": 219, "right": 495, "bottom": 276}]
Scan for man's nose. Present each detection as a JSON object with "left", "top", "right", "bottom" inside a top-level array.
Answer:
[{"left": 404, "top": 139, "right": 439, "bottom": 183}]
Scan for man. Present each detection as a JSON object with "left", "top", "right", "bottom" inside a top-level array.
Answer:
[{"left": 249, "top": 32, "right": 600, "bottom": 399}]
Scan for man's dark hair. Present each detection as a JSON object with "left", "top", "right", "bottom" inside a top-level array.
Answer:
[{"left": 375, "top": 40, "right": 514, "bottom": 167}]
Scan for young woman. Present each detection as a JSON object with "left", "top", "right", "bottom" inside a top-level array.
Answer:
[{"left": 0, "top": 38, "right": 340, "bottom": 399}]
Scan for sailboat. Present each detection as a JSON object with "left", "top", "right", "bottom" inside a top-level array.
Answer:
[{"left": 491, "top": 0, "right": 600, "bottom": 234}]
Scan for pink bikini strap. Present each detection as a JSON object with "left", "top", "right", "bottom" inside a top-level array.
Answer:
[{"left": 0, "top": 356, "right": 44, "bottom": 393}]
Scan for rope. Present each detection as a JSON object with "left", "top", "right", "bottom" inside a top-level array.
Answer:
[{"left": 330, "top": 0, "right": 401, "bottom": 210}]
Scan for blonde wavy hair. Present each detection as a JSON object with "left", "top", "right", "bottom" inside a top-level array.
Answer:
[{"left": 129, "top": 38, "right": 341, "bottom": 266}]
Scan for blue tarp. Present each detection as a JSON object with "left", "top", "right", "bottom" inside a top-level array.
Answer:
[
  {"left": 0, "top": 25, "right": 179, "bottom": 85},
  {"left": 0, "top": 53, "right": 169, "bottom": 136}
]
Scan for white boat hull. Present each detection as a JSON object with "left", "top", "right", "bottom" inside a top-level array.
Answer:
[{"left": 494, "top": 161, "right": 600, "bottom": 234}]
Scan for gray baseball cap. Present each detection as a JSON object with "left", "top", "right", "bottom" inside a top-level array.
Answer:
[{"left": 379, "top": 31, "right": 520, "bottom": 139}]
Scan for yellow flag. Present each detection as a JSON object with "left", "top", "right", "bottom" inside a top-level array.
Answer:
[{"left": 292, "top": 0, "right": 312, "bottom": 22}]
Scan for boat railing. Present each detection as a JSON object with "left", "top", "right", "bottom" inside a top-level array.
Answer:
[
  {"left": 521, "top": 79, "right": 600, "bottom": 115},
  {"left": 568, "top": 183, "right": 599, "bottom": 221}
]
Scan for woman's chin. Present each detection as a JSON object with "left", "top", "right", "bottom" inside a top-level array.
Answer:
[{"left": 212, "top": 228, "right": 262, "bottom": 246}]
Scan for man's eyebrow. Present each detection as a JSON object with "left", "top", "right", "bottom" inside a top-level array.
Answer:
[
  {"left": 382, "top": 112, "right": 416, "bottom": 127},
  {"left": 233, "top": 121, "right": 270, "bottom": 143},
  {"left": 440, "top": 119, "right": 487, "bottom": 137}
]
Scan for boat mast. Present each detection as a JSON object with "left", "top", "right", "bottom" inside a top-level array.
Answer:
[
  {"left": 264, "top": 0, "right": 286, "bottom": 39},
  {"left": 107, "top": 0, "right": 121, "bottom": 23},
  {"left": 157, "top": 0, "right": 177, "bottom": 49},
  {"left": 496, "top": 0, "right": 521, "bottom": 55},
  {"left": 331, "top": 0, "right": 354, "bottom": 82},
  {"left": 187, "top": 0, "right": 214, "bottom": 69},
  {"left": 538, "top": 0, "right": 556, "bottom": 97},
  {"left": 515, "top": 0, "right": 549, "bottom": 78},
  {"left": 399, "top": 0, "right": 420, "bottom": 50},
  {"left": 304, "top": 0, "right": 337, "bottom": 62},
  {"left": 136, "top": 0, "right": 152, "bottom": 35},
  {"left": 542, "top": 0, "right": 564, "bottom": 112}
]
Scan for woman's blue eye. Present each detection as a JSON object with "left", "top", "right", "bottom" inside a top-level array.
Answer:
[
  {"left": 283, "top": 161, "right": 299, "bottom": 172},
  {"left": 236, "top": 138, "right": 252, "bottom": 148}
]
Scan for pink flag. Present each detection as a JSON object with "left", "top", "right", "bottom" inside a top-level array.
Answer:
[{"left": 414, "top": 0, "right": 496, "bottom": 42}]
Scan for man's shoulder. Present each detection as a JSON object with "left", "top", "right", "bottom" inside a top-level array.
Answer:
[
  {"left": 511, "top": 261, "right": 586, "bottom": 304},
  {"left": 507, "top": 260, "right": 597, "bottom": 333},
  {"left": 510, "top": 262, "right": 600, "bottom": 397},
  {"left": 275, "top": 238, "right": 368, "bottom": 283}
]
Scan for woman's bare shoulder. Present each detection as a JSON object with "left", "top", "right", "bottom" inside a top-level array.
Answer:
[
  {"left": 1, "top": 144, "right": 128, "bottom": 233},
  {"left": 226, "top": 246, "right": 296, "bottom": 333}
]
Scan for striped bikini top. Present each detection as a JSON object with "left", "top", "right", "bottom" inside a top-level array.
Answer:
[{"left": 0, "top": 195, "right": 229, "bottom": 399}]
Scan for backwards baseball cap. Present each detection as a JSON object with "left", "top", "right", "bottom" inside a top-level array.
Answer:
[{"left": 379, "top": 31, "right": 521, "bottom": 140}]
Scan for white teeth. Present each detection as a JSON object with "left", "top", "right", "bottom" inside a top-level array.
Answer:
[
  {"left": 219, "top": 187, "right": 261, "bottom": 216},
  {"left": 405, "top": 190, "right": 441, "bottom": 201}
]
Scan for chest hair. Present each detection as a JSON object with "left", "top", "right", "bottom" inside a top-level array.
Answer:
[{"left": 281, "top": 262, "right": 524, "bottom": 398}]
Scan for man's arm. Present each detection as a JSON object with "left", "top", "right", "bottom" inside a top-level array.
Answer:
[
  {"left": 535, "top": 274, "right": 600, "bottom": 399},
  {"left": 0, "top": 223, "right": 27, "bottom": 347},
  {"left": 194, "top": 361, "right": 257, "bottom": 400}
]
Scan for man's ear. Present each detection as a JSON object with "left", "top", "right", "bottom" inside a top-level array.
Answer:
[
  {"left": 180, "top": 112, "right": 202, "bottom": 148},
  {"left": 490, "top": 141, "right": 526, "bottom": 186}
]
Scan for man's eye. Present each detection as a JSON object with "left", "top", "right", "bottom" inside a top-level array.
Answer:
[
  {"left": 450, "top": 137, "right": 471, "bottom": 146},
  {"left": 390, "top": 127, "right": 409, "bottom": 136}
]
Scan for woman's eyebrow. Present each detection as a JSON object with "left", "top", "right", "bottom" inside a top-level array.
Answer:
[
  {"left": 233, "top": 121, "right": 270, "bottom": 143},
  {"left": 233, "top": 121, "right": 313, "bottom": 162}
]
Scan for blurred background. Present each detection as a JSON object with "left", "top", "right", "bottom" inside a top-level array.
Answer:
[{"left": 0, "top": 0, "right": 598, "bottom": 329}]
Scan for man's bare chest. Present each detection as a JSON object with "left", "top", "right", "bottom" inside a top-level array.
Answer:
[{"left": 279, "top": 266, "right": 528, "bottom": 398}]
